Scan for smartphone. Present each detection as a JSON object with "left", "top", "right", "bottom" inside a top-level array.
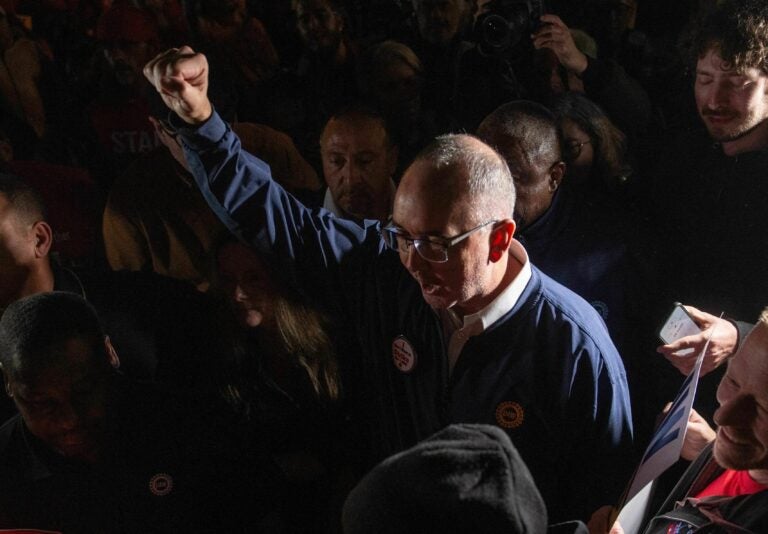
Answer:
[{"left": 659, "top": 303, "right": 701, "bottom": 354}]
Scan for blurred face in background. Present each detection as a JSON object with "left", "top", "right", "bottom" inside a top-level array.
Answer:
[
  {"left": 560, "top": 118, "right": 594, "bottom": 183},
  {"left": 97, "top": 4, "right": 159, "bottom": 87},
  {"left": 413, "top": 0, "right": 468, "bottom": 46},
  {"left": 371, "top": 59, "right": 423, "bottom": 121},
  {"left": 216, "top": 242, "right": 276, "bottom": 329},
  {"left": 584, "top": 0, "right": 636, "bottom": 50},
  {"left": 104, "top": 39, "right": 156, "bottom": 87},
  {"left": 196, "top": 0, "right": 247, "bottom": 42},
  {"left": 295, "top": 0, "right": 344, "bottom": 54}
]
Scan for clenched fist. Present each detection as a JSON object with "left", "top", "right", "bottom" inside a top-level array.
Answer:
[{"left": 143, "top": 46, "right": 213, "bottom": 125}]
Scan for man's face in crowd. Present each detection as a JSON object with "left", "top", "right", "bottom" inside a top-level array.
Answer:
[
  {"left": 0, "top": 194, "right": 35, "bottom": 309},
  {"left": 413, "top": 0, "right": 468, "bottom": 46},
  {"left": 7, "top": 337, "right": 111, "bottom": 463},
  {"left": 695, "top": 48, "right": 768, "bottom": 150},
  {"left": 104, "top": 39, "right": 156, "bottom": 87},
  {"left": 295, "top": 0, "right": 344, "bottom": 53},
  {"left": 392, "top": 160, "right": 495, "bottom": 314},
  {"left": 372, "top": 60, "right": 423, "bottom": 121},
  {"left": 489, "top": 134, "right": 558, "bottom": 229},
  {"left": 585, "top": 0, "right": 636, "bottom": 48},
  {"left": 713, "top": 321, "right": 768, "bottom": 472},
  {"left": 320, "top": 115, "right": 397, "bottom": 220}
]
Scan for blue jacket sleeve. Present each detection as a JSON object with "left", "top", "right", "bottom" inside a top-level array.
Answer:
[{"left": 177, "top": 111, "right": 386, "bottom": 275}]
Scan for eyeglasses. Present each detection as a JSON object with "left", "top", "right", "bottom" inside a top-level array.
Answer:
[
  {"left": 564, "top": 139, "right": 591, "bottom": 160},
  {"left": 380, "top": 219, "right": 498, "bottom": 263}
]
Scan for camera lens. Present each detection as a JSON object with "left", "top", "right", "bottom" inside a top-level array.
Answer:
[
  {"left": 474, "top": 0, "right": 543, "bottom": 55},
  {"left": 482, "top": 14, "right": 510, "bottom": 48}
]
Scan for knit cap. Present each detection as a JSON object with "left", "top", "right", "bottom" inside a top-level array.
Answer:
[{"left": 342, "top": 424, "right": 548, "bottom": 534}]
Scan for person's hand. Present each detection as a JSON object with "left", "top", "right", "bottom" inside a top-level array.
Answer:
[
  {"left": 143, "top": 46, "right": 213, "bottom": 125},
  {"left": 587, "top": 506, "right": 623, "bottom": 534},
  {"left": 531, "top": 14, "right": 588, "bottom": 75},
  {"left": 657, "top": 305, "right": 738, "bottom": 377},
  {"left": 670, "top": 405, "right": 715, "bottom": 461}
]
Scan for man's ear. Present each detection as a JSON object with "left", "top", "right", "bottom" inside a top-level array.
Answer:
[
  {"left": 488, "top": 219, "right": 516, "bottom": 263},
  {"left": 548, "top": 161, "right": 566, "bottom": 193},
  {"left": 104, "top": 336, "right": 120, "bottom": 369},
  {"left": 31, "top": 221, "right": 53, "bottom": 259}
]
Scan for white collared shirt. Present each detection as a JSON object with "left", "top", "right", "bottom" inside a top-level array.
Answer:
[
  {"left": 439, "top": 239, "right": 532, "bottom": 373},
  {"left": 322, "top": 179, "right": 396, "bottom": 220},
  {"left": 322, "top": 188, "right": 345, "bottom": 218}
]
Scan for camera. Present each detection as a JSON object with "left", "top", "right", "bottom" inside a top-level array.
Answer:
[{"left": 473, "top": 0, "right": 547, "bottom": 56}]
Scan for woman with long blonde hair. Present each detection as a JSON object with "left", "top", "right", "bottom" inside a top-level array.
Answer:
[{"left": 212, "top": 234, "right": 354, "bottom": 533}]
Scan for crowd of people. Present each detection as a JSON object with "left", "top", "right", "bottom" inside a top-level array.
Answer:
[{"left": 0, "top": 0, "right": 767, "bottom": 532}]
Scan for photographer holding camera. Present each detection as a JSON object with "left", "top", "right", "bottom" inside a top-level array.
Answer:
[
  {"left": 456, "top": 1, "right": 651, "bottom": 141},
  {"left": 530, "top": 11, "right": 651, "bottom": 142}
]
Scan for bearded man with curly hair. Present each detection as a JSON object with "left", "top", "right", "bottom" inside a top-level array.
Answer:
[{"left": 645, "top": 0, "right": 768, "bottom": 432}]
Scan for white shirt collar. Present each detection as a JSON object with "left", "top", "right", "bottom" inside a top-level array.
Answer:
[
  {"left": 323, "top": 188, "right": 344, "bottom": 217},
  {"left": 322, "top": 179, "right": 396, "bottom": 221},
  {"left": 440, "top": 239, "right": 532, "bottom": 371},
  {"left": 444, "top": 239, "right": 531, "bottom": 329}
]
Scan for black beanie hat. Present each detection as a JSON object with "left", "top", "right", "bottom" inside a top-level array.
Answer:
[{"left": 342, "top": 424, "right": 548, "bottom": 534}]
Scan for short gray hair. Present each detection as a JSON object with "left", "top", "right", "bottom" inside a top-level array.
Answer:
[{"left": 414, "top": 134, "right": 515, "bottom": 223}]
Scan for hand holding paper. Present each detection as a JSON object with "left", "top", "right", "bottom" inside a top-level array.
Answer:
[
  {"left": 615, "top": 320, "right": 719, "bottom": 534},
  {"left": 678, "top": 407, "right": 716, "bottom": 461}
]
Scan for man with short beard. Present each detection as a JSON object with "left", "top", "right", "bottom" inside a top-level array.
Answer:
[{"left": 649, "top": 0, "right": 768, "bottom": 424}]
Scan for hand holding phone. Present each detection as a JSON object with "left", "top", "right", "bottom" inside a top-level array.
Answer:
[
  {"left": 657, "top": 304, "right": 738, "bottom": 377},
  {"left": 659, "top": 303, "right": 701, "bottom": 349}
]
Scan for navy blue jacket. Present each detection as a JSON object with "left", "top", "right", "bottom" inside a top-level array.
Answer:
[
  {"left": 179, "top": 112, "right": 634, "bottom": 521},
  {"left": 517, "top": 186, "right": 662, "bottom": 446},
  {"left": 518, "top": 188, "right": 632, "bottom": 347}
]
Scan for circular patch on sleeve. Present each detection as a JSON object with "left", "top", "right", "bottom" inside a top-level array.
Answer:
[
  {"left": 495, "top": 401, "right": 525, "bottom": 429},
  {"left": 149, "top": 473, "right": 174, "bottom": 496},
  {"left": 392, "top": 336, "right": 418, "bottom": 373}
]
